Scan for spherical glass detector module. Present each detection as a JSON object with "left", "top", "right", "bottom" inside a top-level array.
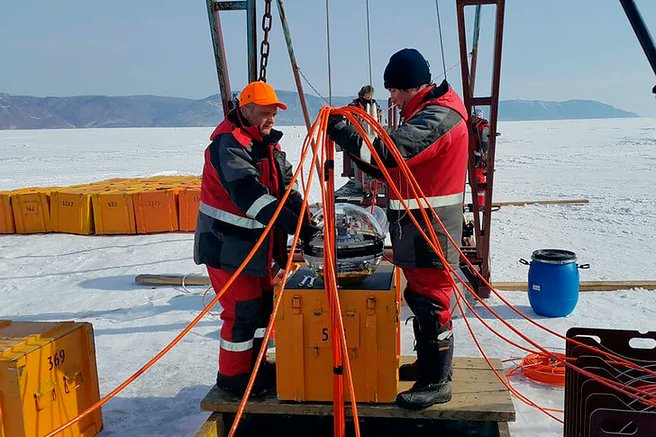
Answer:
[{"left": 302, "top": 203, "right": 386, "bottom": 284}]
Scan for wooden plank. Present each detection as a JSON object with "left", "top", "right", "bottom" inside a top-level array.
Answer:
[
  {"left": 493, "top": 280, "right": 656, "bottom": 292},
  {"left": 135, "top": 274, "right": 210, "bottom": 286},
  {"left": 194, "top": 412, "right": 227, "bottom": 437},
  {"left": 196, "top": 413, "right": 509, "bottom": 436},
  {"left": 493, "top": 198, "right": 589, "bottom": 207},
  {"left": 497, "top": 421, "right": 512, "bottom": 437},
  {"left": 400, "top": 355, "right": 505, "bottom": 371},
  {"left": 201, "top": 357, "right": 515, "bottom": 422}
]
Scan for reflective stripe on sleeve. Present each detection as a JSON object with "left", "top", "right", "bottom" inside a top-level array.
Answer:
[
  {"left": 245, "top": 194, "right": 277, "bottom": 219},
  {"left": 199, "top": 202, "right": 265, "bottom": 229}
]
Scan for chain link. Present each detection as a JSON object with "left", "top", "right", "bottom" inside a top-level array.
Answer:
[{"left": 258, "top": 0, "right": 273, "bottom": 82}]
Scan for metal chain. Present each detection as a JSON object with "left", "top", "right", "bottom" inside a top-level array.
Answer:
[{"left": 259, "top": 0, "right": 273, "bottom": 82}]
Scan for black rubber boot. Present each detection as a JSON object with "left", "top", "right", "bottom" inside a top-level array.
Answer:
[
  {"left": 396, "top": 335, "right": 453, "bottom": 409},
  {"left": 398, "top": 316, "right": 420, "bottom": 381},
  {"left": 252, "top": 336, "right": 277, "bottom": 389},
  {"left": 216, "top": 334, "right": 276, "bottom": 398},
  {"left": 398, "top": 360, "right": 420, "bottom": 381},
  {"left": 216, "top": 361, "right": 276, "bottom": 398},
  {"left": 396, "top": 290, "right": 454, "bottom": 409},
  {"left": 217, "top": 372, "right": 268, "bottom": 397}
]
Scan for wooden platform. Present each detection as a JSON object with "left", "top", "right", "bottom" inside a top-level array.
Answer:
[{"left": 197, "top": 356, "right": 515, "bottom": 436}]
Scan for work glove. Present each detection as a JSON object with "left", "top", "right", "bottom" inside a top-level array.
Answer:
[
  {"left": 299, "top": 222, "right": 322, "bottom": 243},
  {"left": 326, "top": 114, "right": 346, "bottom": 138}
]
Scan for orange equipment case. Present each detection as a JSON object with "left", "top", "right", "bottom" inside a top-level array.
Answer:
[
  {"left": 0, "top": 320, "right": 103, "bottom": 437},
  {"left": 275, "top": 264, "right": 400, "bottom": 403},
  {"left": 177, "top": 187, "right": 201, "bottom": 232},
  {"left": 0, "top": 192, "right": 15, "bottom": 234},
  {"left": 132, "top": 188, "right": 179, "bottom": 234},
  {"left": 91, "top": 190, "right": 137, "bottom": 235},
  {"left": 10, "top": 189, "right": 52, "bottom": 234},
  {"left": 49, "top": 190, "right": 94, "bottom": 235}
]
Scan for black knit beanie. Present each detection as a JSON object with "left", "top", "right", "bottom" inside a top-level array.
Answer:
[{"left": 383, "top": 48, "right": 431, "bottom": 90}]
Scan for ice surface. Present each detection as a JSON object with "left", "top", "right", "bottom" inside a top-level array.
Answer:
[{"left": 1, "top": 118, "right": 655, "bottom": 436}]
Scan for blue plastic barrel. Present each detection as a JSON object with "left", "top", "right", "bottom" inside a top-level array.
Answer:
[{"left": 520, "top": 249, "right": 588, "bottom": 317}]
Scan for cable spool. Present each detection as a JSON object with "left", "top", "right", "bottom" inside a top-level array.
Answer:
[{"left": 507, "top": 352, "right": 567, "bottom": 386}]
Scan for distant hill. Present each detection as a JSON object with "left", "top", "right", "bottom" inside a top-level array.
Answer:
[
  {"left": 498, "top": 99, "right": 638, "bottom": 121},
  {"left": 0, "top": 92, "right": 638, "bottom": 129}
]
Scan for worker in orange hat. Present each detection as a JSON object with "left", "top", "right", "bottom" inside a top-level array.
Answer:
[{"left": 194, "top": 81, "right": 320, "bottom": 397}]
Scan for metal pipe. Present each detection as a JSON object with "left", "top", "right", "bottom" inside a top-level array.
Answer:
[
  {"left": 276, "top": 0, "right": 311, "bottom": 131},
  {"left": 246, "top": 0, "right": 257, "bottom": 83},
  {"left": 214, "top": 1, "right": 247, "bottom": 10},
  {"left": 480, "top": 0, "right": 505, "bottom": 296},
  {"left": 456, "top": 1, "right": 482, "bottom": 261},
  {"left": 365, "top": 0, "right": 373, "bottom": 87},
  {"left": 206, "top": 0, "right": 234, "bottom": 115},
  {"left": 275, "top": 0, "right": 322, "bottom": 176},
  {"left": 619, "top": 0, "right": 656, "bottom": 93},
  {"left": 469, "top": 5, "right": 482, "bottom": 95},
  {"left": 325, "top": 0, "right": 333, "bottom": 105}
]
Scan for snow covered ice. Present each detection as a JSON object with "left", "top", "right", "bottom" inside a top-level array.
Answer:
[{"left": 1, "top": 117, "right": 655, "bottom": 436}]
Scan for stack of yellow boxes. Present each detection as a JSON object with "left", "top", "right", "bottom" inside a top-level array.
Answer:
[{"left": 0, "top": 176, "right": 202, "bottom": 236}]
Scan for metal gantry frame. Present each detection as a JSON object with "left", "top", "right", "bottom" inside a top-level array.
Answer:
[
  {"left": 619, "top": 0, "right": 656, "bottom": 94},
  {"left": 205, "top": 0, "right": 506, "bottom": 298},
  {"left": 456, "top": 0, "right": 505, "bottom": 298},
  {"left": 205, "top": 0, "right": 258, "bottom": 115}
]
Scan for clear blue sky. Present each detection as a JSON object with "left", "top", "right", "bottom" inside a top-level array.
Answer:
[{"left": 1, "top": 0, "right": 655, "bottom": 115}]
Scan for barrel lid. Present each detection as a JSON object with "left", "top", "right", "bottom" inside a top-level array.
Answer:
[{"left": 531, "top": 249, "right": 577, "bottom": 264}]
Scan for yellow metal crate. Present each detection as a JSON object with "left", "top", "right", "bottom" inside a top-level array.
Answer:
[
  {"left": 177, "top": 187, "right": 201, "bottom": 232},
  {"left": 0, "top": 320, "right": 102, "bottom": 437},
  {"left": 50, "top": 190, "right": 94, "bottom": 235},
  {"left": 133, "top": 188, "right": 179, "bottom": 234},
  {"left": 91, "top": 190, "right": 137, "bottom": 235},
  {"left": 10, "top": 189, "right": 52, "bottom": 234},
  {"left": 274, "top": 264, "right": 400, "bottom": 403},
  {"left": 0, "top": 192, "right": 15, "bottom": 234}
]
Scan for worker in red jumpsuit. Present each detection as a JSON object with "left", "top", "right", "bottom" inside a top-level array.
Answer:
[
  {"left": 327, "top": 49, "right": 469, "bottom": 409},
  {"left": 194, "top": 81, "right": 319, "bottom": 397}
]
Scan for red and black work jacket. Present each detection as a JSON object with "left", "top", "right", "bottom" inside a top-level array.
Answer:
[
  {"left": 329, "top": 81, "right": 469, "bottom": 269},
  {"left": 193, "top": 109, "right": 304, "bottom": 277}
]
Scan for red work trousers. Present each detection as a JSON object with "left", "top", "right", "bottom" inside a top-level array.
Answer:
[
  {"left": 207, "top": 266, "right": 273, "bottom": 377},
  {"left": 402, "top": 267, "right": 453, "bottom": 328}
]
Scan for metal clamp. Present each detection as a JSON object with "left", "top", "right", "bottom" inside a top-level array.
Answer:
[{"left": 297, "top": 275, "right": 317, "bottom": 288}]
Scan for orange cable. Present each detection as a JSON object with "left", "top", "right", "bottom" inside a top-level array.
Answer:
[
  {"left": 45, "top": 114, "right": 319, "bottom": 437},
  {"left": 333, "top": 106, "right": 656, "bottom": 412},
  {"left": 317, "top": 107, "right": 361, "bottom": 436},
  {"left": 371, "top": 106, "right": 656, "bottom": 407},
  {"left": 506, "top": 352, "right": 566, "bottom": 386},
  {"left": 228, "top": 111, "right": 324, "bottom": 436}
]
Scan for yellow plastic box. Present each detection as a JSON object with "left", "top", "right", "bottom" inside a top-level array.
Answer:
[
  {"left": 275, "top": 264, "right": 400, "bottom": 403},
  {"left": 50, "top": 190, "right": 94, "bottom": 235},
  {"left": 91, "top": 190, "right": 137, "bottom": 235},
  {"left": 177, "top": 187, "right": 201, "bottom": 232},
  {"left": 11, "top": 189, "right": 52, "bottom": 234},
  {"left": 0, "top": 320, "right": 102, "bottom": 437},
  {"left": 133, "top": 189, "right": 179, "bottom": 234},
  {"left": 0, "top": 192, "right": 15, "bottom": 234}
]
